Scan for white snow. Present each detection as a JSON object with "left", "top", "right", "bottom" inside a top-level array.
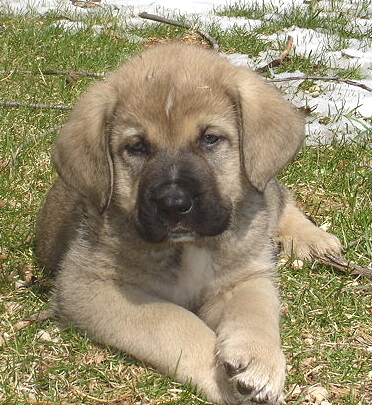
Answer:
[{"left": 2, "top": 0, "right": 371, "bottom": 143}]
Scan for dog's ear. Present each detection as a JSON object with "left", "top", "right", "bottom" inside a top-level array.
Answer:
[
  {"left": 53, "top": 81, "right": 117, "bottom": 211},
  {"left": 235, "top": 69, "right": 305, "bottom": 191}
]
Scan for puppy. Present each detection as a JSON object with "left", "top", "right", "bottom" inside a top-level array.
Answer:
[{"left": 36, "top": 43, "right": 341, "bottom": 404}]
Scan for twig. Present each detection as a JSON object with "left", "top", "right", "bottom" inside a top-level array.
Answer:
[
  {"left": 7, "top": 236, "right": 33, "bottom": 251},
  {"left": 28, "top": 401, "right": 78, "bottom": 405},
  {"left": 268, "top": 75, "right": 372, "bottom": 92},
  {"left": 138, "top": 12, "right": 220, "bottom": 51},
  {"left": 255, "top": 36, "right": 294, "bottom": 73},
  {"left": 12, "top": 308, "right": 54, "bottom": 332},
  {"left": 315, "top": 253, "right": 372, "bottom": 278},
  {"left": 72, "top": 387, "right": 127, "bottom": 404},
  {"left": 0, "top": 69, "right": 105, "bottom": 78},
  {"left": 0, "top": 100, "right": 72, "bottom": 109},
  {"left": 7, "top": 124, "right": 63, "bottom": 167},
  {"left": 347, "top": 236, "right": 365, "bottom": 249}
]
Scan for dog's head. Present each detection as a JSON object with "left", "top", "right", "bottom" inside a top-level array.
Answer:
[{"left": 53, "top": 43, "right": 304, "bottom": 243}]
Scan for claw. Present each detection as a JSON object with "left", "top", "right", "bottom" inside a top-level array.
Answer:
[
  {"left": 224, "top": 361, "right": 247, "bottom": 377},
  {"left": 236, "top": 380, "right": 256, "bottom": 396}
]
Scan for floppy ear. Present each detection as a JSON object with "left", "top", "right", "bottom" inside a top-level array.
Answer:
[
  {"left": 52, "top": 81, "right": 117, "bottom": 212},
  {"left": 235, "top": 69, "right": 305, "bottom": 191}
]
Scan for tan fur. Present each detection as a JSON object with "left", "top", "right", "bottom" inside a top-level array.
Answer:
[{"left": 36, "top": 43, "right": 342, "bottom": 405}]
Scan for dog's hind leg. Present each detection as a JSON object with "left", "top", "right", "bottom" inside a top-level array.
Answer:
[{"left": 275, "top": 198, "right": 342, "bottom": 260}]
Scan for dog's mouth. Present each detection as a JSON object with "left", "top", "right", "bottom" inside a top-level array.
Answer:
[{"left": 168, "top": 224, "right": 197, "bottom": 243}]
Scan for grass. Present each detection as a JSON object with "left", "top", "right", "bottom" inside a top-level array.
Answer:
[
  {"left": 0, "top": 1, "right": 371, "bottom": 404},
  {"left": 215, "top": 0, "right": 372, "bottom": 77},
  {"left": 216, "top": 0, "right": 372, "bottom": 40}
]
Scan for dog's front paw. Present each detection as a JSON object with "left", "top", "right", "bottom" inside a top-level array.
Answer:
[
  {"left": 218, "top": 340, "right": 286, "bottom": 404},
  {"left": 279, "top": 226, "right": 342, "bottom": 261}
]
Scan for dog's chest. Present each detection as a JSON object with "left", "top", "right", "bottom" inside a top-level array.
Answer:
[{"left": 168, "top": 244, "right": 215, "bottom": 308}]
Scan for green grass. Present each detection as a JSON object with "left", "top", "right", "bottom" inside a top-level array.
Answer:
[
  {"left": 1, "top": 3, "right": 371, "bottom": 405},
  {"left": 278, "top": 140, "right": 371, "bottom": 404}
]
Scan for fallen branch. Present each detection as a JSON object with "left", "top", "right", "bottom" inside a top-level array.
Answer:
[
  {"left": 255, "top": 36, "right": 293, "bottom": 73},
  {"left": 315, "top": 253, "right": 372, "bottom": 278},
  {"left": 139, "top": 11, "right": 220, "bottom": 51},
  {"left": 0, "top": 69, "right": 105, "bottom": 78},
  {"left": 0, "top": 100, "right": 72, "bottom": 109},
  {"left": 347, "top": 236, "right": 366, "bottom": 249},
  {"left": 28, "top": 401, "right": 77, "bottom": 405},
  {"left": 268, "top": 75, "right": 372, "bottom": 92}
]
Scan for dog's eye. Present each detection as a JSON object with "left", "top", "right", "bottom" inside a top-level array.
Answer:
[
  {"left": 124, "top": 139, "right": 149, "bottom": 156},
  {"left": 200, "top": 134, "right": 223, "bottom": 149}
]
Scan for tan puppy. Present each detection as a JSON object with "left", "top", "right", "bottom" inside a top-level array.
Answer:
[{"left": 36, "top": 43, "right": 341, "bottom": 404}]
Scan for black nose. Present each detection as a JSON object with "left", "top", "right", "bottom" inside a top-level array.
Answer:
[{"left": 155, "top": 184, "right": 193, "bottom": 220}]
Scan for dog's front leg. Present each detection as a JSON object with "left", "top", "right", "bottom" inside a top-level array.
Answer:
[
  {"left": 55, "top": 272, "right": 234, "bottom": 404},
  {"left": 207, "top": 276, "right": 285, "bottom": 404}
]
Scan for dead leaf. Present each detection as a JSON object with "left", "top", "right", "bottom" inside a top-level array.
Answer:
[
  {"left": 305, "top": 385, "right": 330, "bottom": 404},
  {"left": 36, "top": 329, "right": 61, "bottom": 343},
  {"left": 298, "top": 105, "right": 316, "bottom": 117},
  {"left": 71, "top": 1, "right": 101, "bottom": 8},
  {"left": 301, "top": 356, "right": 317, "bottom": 367},
  {"left": 84, "top": 350, "right": 108, "bottom": 365},
  {"left": 329, "top": 382, "right": 351, "bottom": 398},
  {"left": 66, "top": 69, "right": 79, "bottom": 84},
  {"left": 19, "top": 263, "right": 36, "bottom": 283}
]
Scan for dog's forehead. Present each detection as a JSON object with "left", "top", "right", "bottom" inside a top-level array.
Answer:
[{"left": 114, "top": 64, "right": 237, "bottom": 148}]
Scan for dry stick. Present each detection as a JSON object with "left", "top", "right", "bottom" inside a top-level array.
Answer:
[
  {"left": 0, "top": 100, "right": 72, "bottom": 109},
  {"left": 347, "top": 236, "right": 365, "bottom": 248},
  {"left": 7, "top": 124, "right": 63, "bottom": 167},
  {"left": 315, "top": 253, "right": 372, "bottom": 278},
  {"left": 28, "top": 400, "right": 126, "bottom": 405},
  {"left": 138, "top": 11, "right": 220, "bottom": 52},
  {"left": 71, "top": 387, "right": 128, "bottom": 404},
  {"left": 1, "top": 309, "right": 54, "bottom": 348},
  {"left": 138, "top": 13, "right": 294, "bottom": 73},
  {"left": 28, "top": 401, "right": 78, "bottom": 405},
  {"left": 268, "top": 75, "right": 372, "bottom": 92},
  {"left": 255, "top": 36, "right": 294, "bottom": 73},
  {"left": 0, "top": 69, "right": 105, "bottom": 77},
  {"left": 12, "top": 308, "right": 54, "bottom": 332}
]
